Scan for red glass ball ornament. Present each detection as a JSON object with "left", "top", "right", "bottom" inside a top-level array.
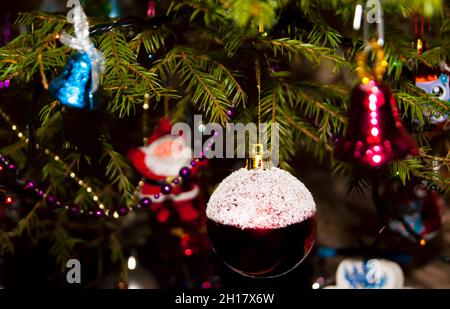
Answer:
[
  {"left": 335, "top": 81, "right": 417, "bottom": 167},
  {"left": 206, "top": 167, "right": 316, "bottom": 278}
]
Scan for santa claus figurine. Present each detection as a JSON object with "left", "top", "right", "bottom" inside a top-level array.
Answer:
[{"left": 128, "top": 117, "right": 206, "bottom": 223}]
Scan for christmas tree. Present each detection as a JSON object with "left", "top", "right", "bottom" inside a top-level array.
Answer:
[{"left": 0, "top": 0, "right": 448, "bottom": 289}]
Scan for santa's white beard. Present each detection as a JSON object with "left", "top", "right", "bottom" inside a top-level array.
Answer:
[{"left": 145, "top": 154, "right": 192, "bottom": 177}]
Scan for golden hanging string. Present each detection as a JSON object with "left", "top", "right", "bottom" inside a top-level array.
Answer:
[
  {"left": 246, "top": 59, "right": 271, "bottom": 171},
  {"left": 255, "top": 58, "right": 262, "bottom": 144}
]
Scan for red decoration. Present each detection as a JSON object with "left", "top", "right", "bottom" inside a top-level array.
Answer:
[
  {"left": 147, "top": 1, "right": 156, "bottom": 17},
  {"left": 384, "top": 182, "right": 446, "bottom": 241},
  {"left": 206, "top": 167, "right": 316, "bottom": 278},
  {"left": 128, "top": 117, "right": 206, "bottom": 223},
  {"left": 0, "top": 192, "right": 14, "bottom": 206},
  {"left": 5, "top": 195, "right": 14, "bottom": 206},
  {"left": 335, "top": 80, "right": 417, "bottom": 167}
]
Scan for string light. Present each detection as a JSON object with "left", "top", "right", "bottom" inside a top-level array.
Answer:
[
  {"left": 4, "top": 195, "right": 15, "bottom": 206},
  {"left": 127, "top": 256, "right": 137, "bottom": 270},
  {"left": 0, "top": 106, "right": 110, "bottom": 217},
  {"left": 0, "top": 86, "right": 232, "bottom": 220}
]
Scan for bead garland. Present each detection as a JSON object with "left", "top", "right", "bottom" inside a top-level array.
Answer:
[
  {"left": 0, "top": 79, "right": 10, "bottom": 89},
  {"left": 356, "top": 40, "right": 388, "bottom": 84},
  {"left": 0, "top": 101, "right": 238, "bottom": 219}
]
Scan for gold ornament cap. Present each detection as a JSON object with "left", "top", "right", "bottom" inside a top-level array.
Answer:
[{"left": 246, "top": 143, "right": 272, "bottom": 170}]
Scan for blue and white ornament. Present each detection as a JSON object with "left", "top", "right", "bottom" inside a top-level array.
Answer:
[
  {"left": 323, "top": 258, "right": 405, "bottom": 289},
  {"left": 415, "top": 70, "right": 450, "bottom": 125},
  {"left": 49, "top": 6, "right": 105, "bottom": 110}
]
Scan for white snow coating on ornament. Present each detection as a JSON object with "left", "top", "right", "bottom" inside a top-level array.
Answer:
[{"left": 206, "top": 167, "right": 316, "bottom": 229}]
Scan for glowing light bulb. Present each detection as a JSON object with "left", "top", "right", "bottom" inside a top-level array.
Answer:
[
  {"left": 371, "top": 127, "right": 379, "bottom": 136},
  {"left": 372, "top": 155, "right": 382, "bottom": 164},
  {"left": 127, "top": 256, "right": 137, "bottom": 270},
  {"left": 5, "top": 195, "right": 14, "bottom": 205}
]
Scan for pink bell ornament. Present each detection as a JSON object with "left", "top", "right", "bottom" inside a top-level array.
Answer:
[{"left": 335, "top": 41, "right": 417, "bottom": 167}]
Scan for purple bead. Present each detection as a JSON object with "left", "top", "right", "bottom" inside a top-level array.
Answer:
[
  {"left": 46, "top": 194, "right": 58, "bottom": 205},
  {"left": 95, "top": 209, "right": 104, "bottom": 217},
  {"left": 161, "top": 183, "right": 173, "bottom": 195},
  {"left": 140, "top": 197, "right": 152, "bottom": 208},
  {"left": 37, "top": 189, "right": 45, "bottom": 197},
  {"left": 153, "top": 193, "right": 160, "bottom": 199},
  {"left": 0, "top": 81, "right": 4, "bottom": 88},
  {"left": 118, "top": 207, "right": 129, "bottom": 216},
  {"left": 69, "top": 206, "right": 80, "bottom": 215},
  {"left": 4, "top": 80, "right": 10, "bottom": 87},
  {"left": 332, "top": 134, "right": 341, "bottom": 145},
  {"left": 24, "top": 180, "right": 36, "bottom": 190},
  {"left": 173, "top": 178, "right": 180, "bottom": 185},
  {"left": 226, "top": 108, "right": 236, "bottom": 118},
  {"left": 179, "top": 167, "right": 191, "bottom": 179},
  {"left": 191, "top": 161, "right": 197, "bottom": 167},
  {"left": 8, "top": 163, "right": 16, "bottom": 171}
]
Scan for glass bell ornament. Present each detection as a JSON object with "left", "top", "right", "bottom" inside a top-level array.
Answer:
[
  {"left": 335, "top": 42, "right": 417, "bottom": 167},
  {"left": 49, "top": 5, "right": 104, "bottom": 110},
  {"left": 49, "top": 52, "right": 98, "bottom": 110},
  {"left": 206, "top": 144, "right": 316, "bottom": 278}
]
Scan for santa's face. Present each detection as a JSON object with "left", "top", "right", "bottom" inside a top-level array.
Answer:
[{"left": 142, "top": 135, "right": 193, "bottom": 177}]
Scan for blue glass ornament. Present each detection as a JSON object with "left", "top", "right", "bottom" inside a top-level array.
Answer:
[{"left": 49, "top": 52, "right": 98, "bottom": 110}]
